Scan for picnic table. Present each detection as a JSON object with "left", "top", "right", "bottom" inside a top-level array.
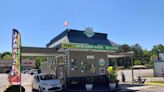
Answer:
[{"left": 133, "top": 76, "right": 146, "bottom": 84}]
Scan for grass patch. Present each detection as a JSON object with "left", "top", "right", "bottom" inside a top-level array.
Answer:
[
  {"left": 150, "top": 81, "right": 164, "bottom": 84},
  {"left": 140, "top": 75, "right": 154, "bottom": 78},
  {"left": 145, "top": 81, "right": 164, "bottom": 86}
]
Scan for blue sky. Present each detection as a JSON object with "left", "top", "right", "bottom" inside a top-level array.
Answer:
[{"left": 0, "top": 0, "right": 164, "bottom": 52}]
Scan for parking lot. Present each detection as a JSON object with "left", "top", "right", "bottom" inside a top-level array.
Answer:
[{"left": 0, "top": 74, "right": 33, "bottom": 92}]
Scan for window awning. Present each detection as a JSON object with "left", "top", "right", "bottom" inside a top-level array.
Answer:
[{"left": 108, "top": 51, "right": 134, "bottom": 58}]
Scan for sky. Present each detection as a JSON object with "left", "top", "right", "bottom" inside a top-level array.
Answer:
[{"left": 0, "top": 0, "right": 164, "bottom": 52}]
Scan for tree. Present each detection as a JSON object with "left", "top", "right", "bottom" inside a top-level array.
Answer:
[
  {"left": 157, "top": 44, "right": 164, "bottom": 52},
  {"left": 35, "top": 56, "right": 47, "bottom": 69},
  {"left": 1, "top": 52, "right": 12, "bottom": 60},
  {"left": 142, "top": 49, "right": 152, "bottom": 65},
  {"left": 131, "top": 44, "right": 143, "bottom": 59},
  {"left": 152, "top": 44, "right": 164, "bottom": 55},
  {"left": 117, "top": 44, "right": 131, "bottom": 53},
  {"left": 151, "top": 44, "right": 164, "bottom": 62},
  {"left": 0, "top": 52, "right": 1, "bottom": 60}
]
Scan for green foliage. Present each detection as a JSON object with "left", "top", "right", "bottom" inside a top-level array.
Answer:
[
  {"left": 118, "top": 43, "right": 153, "bottom": 67},
  {"left": 109, "top": 71, "right": 117, "bottom": 81},
  {"left": 107, "top": 66, "right": 117, "bottom": 82},
  {"left": 134, "top": 60, "right": 142, "bottom": 65},
  {"left": 117, "top": 44, "right": 131, "bottom": 52},
  {"left": 0, "top": 53, "right": 1, "bottom": 59},
  {"left": 143, "top": 49, "right": 151, "bottom": 58},
  {"left": 35, "top": 56, "right": 47, "bottom": 69},
  {"left": 3, "top": 54, "right": 12, "bottom": 60},
  {"left": 151, "top": 44, "right": 164, "bottom": 60},
  {"left": 131, "top": 44, "right": 143, "bottom": 59},
  {"left": 1, "top": 52, "right": 12, "bottom": 60}
]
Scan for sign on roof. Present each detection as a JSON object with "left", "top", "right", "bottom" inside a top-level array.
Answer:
[
  {"left": 84, "top": 27, "right": 95, "bottom": 38},
  {"left": 61, "top": 43, "right": 118, "bottom": 51}
]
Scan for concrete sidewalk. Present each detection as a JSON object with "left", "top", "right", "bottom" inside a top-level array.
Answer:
[{"left": 119, "top": 82, "right": 154, "bottom": 92}]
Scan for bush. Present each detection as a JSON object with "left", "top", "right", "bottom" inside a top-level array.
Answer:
[{"left": 134, "top": 60, "right": 142, "bottom": 65}]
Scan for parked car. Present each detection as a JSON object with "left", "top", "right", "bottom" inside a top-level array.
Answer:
[
  {"left": 32, "top": 74, "right": 62, "bottom": 92},
  {"left": 22, "top": 69, "right": 30, "bottom": 74},
  {"left": 5, "top": 69, "right": 10, "bottom": 73},
  {"left": 29, "top": 69, "right": 39, "bottom": 75}
]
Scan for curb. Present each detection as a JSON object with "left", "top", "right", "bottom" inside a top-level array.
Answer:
[{"left": 145, "top": 82, "right": 164, "bottom": 86}]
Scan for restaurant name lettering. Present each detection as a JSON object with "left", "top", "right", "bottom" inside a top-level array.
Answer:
[{"left": 61, "top": 43, "right": 118, "bottom": 51}]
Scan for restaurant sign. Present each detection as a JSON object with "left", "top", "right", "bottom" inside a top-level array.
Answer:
[
  {"left": 61, "top": 43, "right": 118, "bottom": 51},
  {"left": 84, "top": 27, "right": 95, "bottom": 38}
]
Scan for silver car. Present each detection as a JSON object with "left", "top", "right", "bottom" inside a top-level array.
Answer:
[{"left": 32, "top": 74, "right": 62, "bottom": 92}]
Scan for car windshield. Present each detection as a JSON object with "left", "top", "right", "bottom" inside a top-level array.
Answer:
[
  {"left": 40, "top": 74, "right": 56, "bottom": 80},
  {"left": 33, "top": 70, "right": 38, "bottom": 72}
]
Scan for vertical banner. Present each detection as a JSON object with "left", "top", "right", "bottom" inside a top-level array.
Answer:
[{"left": 8, "top": 29, "right": 21, "bottom": 85}]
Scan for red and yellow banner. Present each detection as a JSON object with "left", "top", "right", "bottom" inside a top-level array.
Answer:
[{"left": 8, "top": 29, "right": 21, "bottom": 85}]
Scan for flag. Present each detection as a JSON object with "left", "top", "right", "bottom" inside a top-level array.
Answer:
[
  {"left": 64, "top": 21, "right": 68, "bottom": 26},
  {"left": 8, "top": 29, "right": 21, "bottom": 85}
]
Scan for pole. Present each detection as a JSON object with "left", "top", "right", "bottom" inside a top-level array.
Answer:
[
  {"left": 115, "top": 58, "right": 117, "bottom": 68},
  {"left": 131, "top": 58, "right": 134, "bottom": 84},
  {"left": 64, "top": 52, "right": 67, "bottom": 90}
]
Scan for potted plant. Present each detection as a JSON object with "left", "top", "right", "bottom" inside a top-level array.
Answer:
[
  {"left": 108, "top": 72, "right": 117, "bottom": 88},
  {"left": 85, "top": 76, "right": 93, "bottom": 91},
  {"left": 107, "top": 66, "right": 119, "bottom": 89}
]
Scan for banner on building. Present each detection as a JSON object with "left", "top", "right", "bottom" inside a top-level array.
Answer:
[
  {"left": 61, "top": 43, "right": 118, "bottom": 51},
  {"left": 8, "top": 29, "right": 21, "bottom": 85}
]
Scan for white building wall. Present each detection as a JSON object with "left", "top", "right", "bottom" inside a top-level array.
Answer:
[
  {"left": 40, "top": 62, "right": 51, "bottom": 73},
  {"left": 159, "top": 53, "right": 164, "bottom": 61},
  {"left": 154, "top": 62, "right": 164, "bottom": 77}
]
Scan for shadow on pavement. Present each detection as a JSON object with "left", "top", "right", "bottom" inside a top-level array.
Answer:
[
  {"left": 31, "top": 84, "right": 144, "bottom": 92},
  {"left": 119, "top": 83, "right": 144, "bottom": 92}
]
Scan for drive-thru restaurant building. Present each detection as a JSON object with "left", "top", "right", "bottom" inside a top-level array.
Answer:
[
  {"left": 22, "top": 28, "right": 134, "bottom": 91},
  {"left": 45, "top": 28, "right": 119, "bottom": 90}
]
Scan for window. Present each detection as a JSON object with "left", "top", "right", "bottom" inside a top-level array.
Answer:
[
  {"left": 70, "top": 59, "right": 77, "bottom": 71},
  {"left": 99, "top": 68, "right": 105, "bottom": 75},
  {"left": 40, "top": 74, "right": 56, "bottom": 80},
  {"left": 36, "top": 76, "right": 39, "bottom": 81},
  {"left": 34, "top": 76, "right": 37, "bottom": 80}
]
